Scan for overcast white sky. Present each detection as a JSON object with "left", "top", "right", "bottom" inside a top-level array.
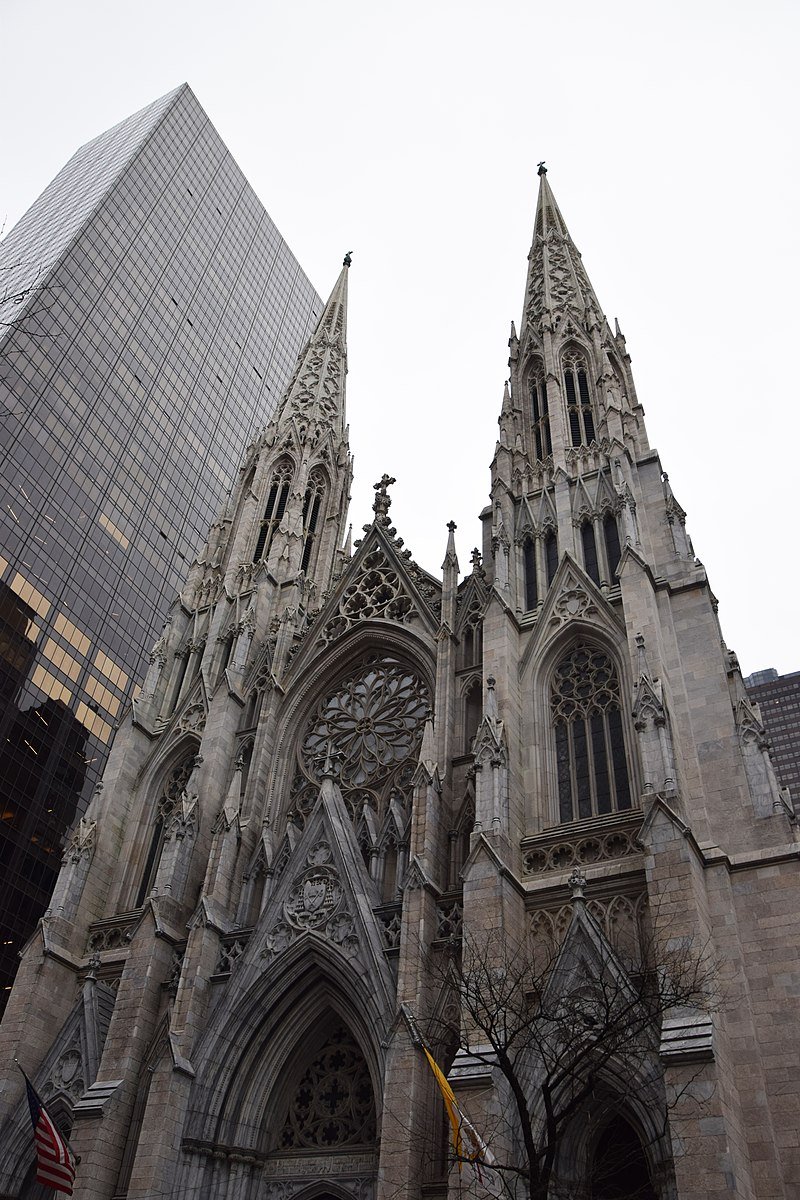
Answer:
[{"left": 2, "top": 0, "right": 798, "bottom": 676}]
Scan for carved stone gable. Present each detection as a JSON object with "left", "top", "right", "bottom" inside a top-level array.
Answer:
[
  {"left": 263, "top": 840, "right": 358, "bottom": 960},
  {"left": 322, "top": 544, "right": 419, "bottom": 642},
  {"left": 549, "top": 568, "right": 600, "bottom": 628}
]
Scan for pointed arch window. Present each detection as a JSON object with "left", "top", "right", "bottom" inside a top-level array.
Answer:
[
  {"left": 552, "top": 643, "right": 632, "bottom": 822},
  {"left": 460, "top": 595, "right": 484, "bottom": 668},
  {"left": 301, "top": 470, "right": 326, "bottom": 574},
  {"left": 545, "top": 530, "right": 559, "bottom": 586},
  {"left": 530, "top": 365, "right": 552, "bottom": 461},
  {"left": 253, "top": 460, "right": 292, "bottom": 562},
  {"left": 580, "top": 521, "right": 601, "bottom": 586},
  {"left": 523, "top": 538, "right": 538, "bottom": 610},
  {"left": 563, "top": 352, "right": 596, "bottom": 447},
  {"left": 464, "top": 678, "right": 482, "bottom": 752},
  {"left": 134, "top": 751, "right": 197, "bottom": 907},
  {"left": 603, "top": 511, "right": 621, "bottom": 579}
]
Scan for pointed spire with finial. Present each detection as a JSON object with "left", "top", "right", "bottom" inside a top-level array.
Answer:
[
  {"left": 271, "top": 255, "right": 351, "bottom": 440},
  {"left": 520, "top": 165, "right": 605, "bottom": 343},
  {"left": 441, "top": 520, "right": 459, "bottom": 628}
]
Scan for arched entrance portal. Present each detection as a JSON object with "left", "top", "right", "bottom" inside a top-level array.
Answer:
[
  {"left": 590, "top": 1114, "right": 657, "bottom": 1199},
  {"left": 260, "top": 1012, "right": 379, "bottom": 1198}
]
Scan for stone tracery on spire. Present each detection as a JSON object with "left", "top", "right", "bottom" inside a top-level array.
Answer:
[{"left": 521, "top": 168, "right": 606, "bottom": 341}]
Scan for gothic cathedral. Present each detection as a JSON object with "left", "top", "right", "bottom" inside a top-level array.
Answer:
[{"left": 1, "top": 170, "right": 798, "bottom": 1200}]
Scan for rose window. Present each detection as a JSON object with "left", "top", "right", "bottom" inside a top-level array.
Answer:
[{"left": 289, "top": 653, "right": 429, "bottom": 825}]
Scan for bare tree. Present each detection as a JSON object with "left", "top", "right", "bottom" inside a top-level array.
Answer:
[{"left": 416, "top": 874, "right": 718, "bottom": 1200}]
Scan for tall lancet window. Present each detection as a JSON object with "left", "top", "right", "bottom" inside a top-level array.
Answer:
[
  {"left": 134, "top": 751, "right": 198, "bottom": 907},
  {"left": 563, "top": 352, "right": 596, "bottom": 447},
  {"left": 552, "top": 643, "right": 632, "bottom": 822},
  {"left": 580, "top": 521, "right": 600, "bottom": 586},
  {"left": 603, "top": 511, "right": 622, "bottom": 579},
  {"left": 530, "top": 365, "right": 552, "bottom": 461},
  {"left": 544, "top": 529, "right": 559, "bottom": 586},
  {"left": 301, "top": 470, "right": 326, "bottom": 573},
  {"left": 253, "top": 460, "right": 293, "bottom": 562},
  {"left": 523, "top": 539, "right": 538, "bottom": 610}
]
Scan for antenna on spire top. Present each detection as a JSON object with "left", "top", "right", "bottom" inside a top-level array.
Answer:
[
  {"left": 537, "top": 161, "right": 547, "bottom": 176},
  {"left": 343, "top": 250, "right": 353, "bottom": 267}
]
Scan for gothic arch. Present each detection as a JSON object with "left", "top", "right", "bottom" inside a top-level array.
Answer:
[
  {"left": 113, "top": 737, "right": 201, "bottom": 911},
  {"left": 184, "top": 936, "right": 387, "bottom": 1155},
  {"left": 263, "top": 1011, "right": 377, "bottom": 1154},
  {"left": 253, "top": 455, "right": 295, "bottom": 562},
  {"left": 547, "top": 1073, "right": 674, "bottom": 1200},
  {"left": 522, "top": 612, "right": 638, "bottom": 830}
]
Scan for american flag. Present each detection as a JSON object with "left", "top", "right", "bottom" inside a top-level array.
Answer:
[{"left": 23, "top": 1072, "right": 77, "bottom": 1195}]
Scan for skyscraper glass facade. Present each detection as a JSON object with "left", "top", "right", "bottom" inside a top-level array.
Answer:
[
  {"left": 0, "top": 85, "right": 322, "bottom": 1003},
  {"left": 744, "top": 668, "right": 800, "bottom": 812}
]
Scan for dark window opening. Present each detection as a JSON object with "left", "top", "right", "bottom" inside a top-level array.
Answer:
[
  {"left": 604, "top": 513, "right": 621, "bottom": 579},
  {"left": 545, "top": 531, "right": 558, "bottom": 586},
  {"left": 564, "top": 354, "right": 597, "bottom": 447},
  {"left": 524, "top": 539, "right": 538, "bottom": 610},
  {"left": 581, "top": 521, "right": 600, "bottom": 586},
  {"left": 530, "top": 370, "right": 552, "bottom": 461},
  {"left": 253, "top": 463, "right": 292, "bottom": 562},
  {"left": 464, "top": 680, "right": 482, "bottom": 752}
]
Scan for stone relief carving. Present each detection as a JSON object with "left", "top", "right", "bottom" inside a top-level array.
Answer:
[
  {"left": 322, "top": 547, "right": 418, "bottom": 643},
  {"left": 63, "top": 816, "right": 96, "bottom": 865},
  {"left": 548, "top": 573, "right": 600, "bottom": 627},
  {"left": 529, "top": 892, "right": 646, "bottom": 967},
  {"left": 177, "top": 703, "right": 206, "bottom": 735},
  {"left": 522, "top": 827, "right": 640, "bottom": 875},
  {"left": 262, "top": 842, "right": 359, "bottom": 961}
]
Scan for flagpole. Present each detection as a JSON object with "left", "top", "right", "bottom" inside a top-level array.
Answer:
[{"left": 401, "top": 1004, "right": 515, "bottom": 1200}]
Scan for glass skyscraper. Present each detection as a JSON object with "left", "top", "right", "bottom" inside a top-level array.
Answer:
[{"left": 0, "top": 84, "right": 322, "bottom": 1003}]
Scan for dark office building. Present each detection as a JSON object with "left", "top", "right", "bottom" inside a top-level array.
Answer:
[
  {"left": 0, "top": 85, "right": 322, "bottom": 1004},
  {"left": 744, "top": 668, "right": 800, "bottom": 811}
]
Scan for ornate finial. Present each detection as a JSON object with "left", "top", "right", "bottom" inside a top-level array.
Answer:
[
  {"left": 470, "top": 547, "right": 482, "bottom": 572},
  {"left": 568, "top": 867, "right": 586, "bottom": 902},
  {"left": 537, "top": 161, "right": 547, "bottom": 176},
  {"left": 373, "top": 474, "right": 396, "bottom": 525},
  {"left": 447, "top": 520, "right": 457, "bottom": 533},
  {"left": 343, "top": 251, "right": 353, "bottom": 267}
]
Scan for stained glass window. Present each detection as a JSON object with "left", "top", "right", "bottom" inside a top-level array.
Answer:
[
  {"left": 552, "top": 643, "right": 631, "bottom": 822},
  {"left": 289, "top": 652, "right": 429, "bottom": 825}
]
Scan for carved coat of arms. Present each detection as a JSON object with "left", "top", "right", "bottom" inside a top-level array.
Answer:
[{"left": 285, "top": 865, "right": 342, "bottom": 930}]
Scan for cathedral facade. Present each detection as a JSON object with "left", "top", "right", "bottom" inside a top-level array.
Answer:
[{"left": 1, "top": 171, "right": 798, "bottom": 1200}]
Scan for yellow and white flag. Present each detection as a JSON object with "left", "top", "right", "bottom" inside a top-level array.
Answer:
[{"left": 422, "top": 1047, "right": 496, "bottom": 1180}]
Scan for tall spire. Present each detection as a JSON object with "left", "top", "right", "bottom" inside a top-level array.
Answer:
[
  {"left": 273, "top": 253, "right": 351, "bottom": 440},
  {"left": 520, "top": 165, "right": 604, "bottom": 344}
]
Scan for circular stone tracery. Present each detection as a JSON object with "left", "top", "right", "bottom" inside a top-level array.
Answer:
[{"left": 289, "top": 652, "right": 430, "bottom": 824}]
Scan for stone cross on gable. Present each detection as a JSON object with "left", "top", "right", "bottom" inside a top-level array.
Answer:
[{"left": 373, "top": 474, "right": 396, "bottom": 524}]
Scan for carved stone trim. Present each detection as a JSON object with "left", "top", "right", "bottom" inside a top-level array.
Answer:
[{"left": 522, "top": 818, "right": 642, "bottom": 876}]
